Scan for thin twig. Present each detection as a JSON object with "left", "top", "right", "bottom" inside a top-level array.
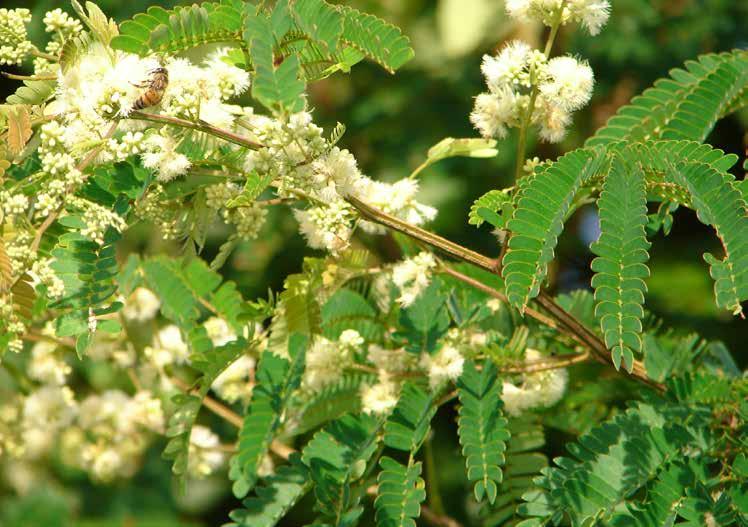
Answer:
[
  {"left": 128, "top": 111, "right": 265, "bottom": 150},
  {"left": 346, "top": 197, "right": 662, "bottom": 390},
  {"left": 170, "top": 376, "right": 294, "bottom": 461},
  {"left": 1, "top": 71, "right": 57, "bottom": 81},
  {"left": 348, "top": 195, "right": 497, "bottom": 271},
  {"left": 420, "top": 506, "right": 464, "bottom": 527},
  {"left": 439, "top": 265, "right": 557, "bottom": 329}
]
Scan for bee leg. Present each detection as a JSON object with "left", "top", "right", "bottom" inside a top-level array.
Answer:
[{"left": 130, "top": 81, "right": 149, "bottom": 88}]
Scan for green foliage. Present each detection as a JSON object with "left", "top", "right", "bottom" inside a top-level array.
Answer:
[
  {"left": 590, "top": 155, "right": 650, "bottom": 372},
  {"left": 587, "top": 51, "right": 748, "bottom": 146},
  {"left": 517, "top": 393, "right": 726, "bottom": 527},
  {"left": 231, "top": 334, "right": 308, "bottom": 498},
  {"left": 226, "top": 172, "right": 274, "bottom": 209},
  {"left": 162, "top": 334, "right": 245, "bottom": 478},
  {"left": 111, "top": 0, "right": 413, "bottom": 113},
  {"left": 141, "top": 255, "right": 246, "bottom": 331},
  {"left": 481, "top": 416, "right": 547, "bottom": 527},
  {"left": 338, "top": 6, "right": 415, "bottom": 74},
  {"left": 228, "top": 455, "right": 312, "bottom": 527},
  {"left": 457, "top": 360, "right": 509, "bottom": 505},
  {"left": 6, "top": 79, "right": 57, "bottom": 105},
  {"left": 244, "top": 12, "right": 307, "bottom": 113},
  {"left": 383, "top": 383, "right": 437, "bottom": 453},
  {"left": 110, "top": 1, "right": 244, "bottom": 56},
  {"left": 469, "top": 189, "right": 512, "bottom": 229},
  {"left": 374, "top": 456, "right": 426, "bottom": 527},
  {"left": 291, "top": 373, "right": 374, "bottom": 435},
  {"left": 302, "top": 413, "right": 382, "bottom": 523},
  {"left": 321, "top": 287, "right": 384, "bottom": 341},
  {"left": 502, "top": 149, "right": 606, "bottom": 311},
  {"left": 667, "top": 162, "right": 748, "bottom": 316},
  {"left": 396, "top": 279, "right": 450, "bottom": 354},
  {"left": 50, "top": 225, "right": 122, "bottom": 355}
]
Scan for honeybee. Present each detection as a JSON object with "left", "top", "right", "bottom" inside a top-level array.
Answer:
[{"left": 132, "top": 67, "right": 169, "bottom": 111}]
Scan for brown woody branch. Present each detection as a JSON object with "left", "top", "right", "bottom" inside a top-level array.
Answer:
[{"left": 347, "top": 195, "right": 662, "bottom": 390}]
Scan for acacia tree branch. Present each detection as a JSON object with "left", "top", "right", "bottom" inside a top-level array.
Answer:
[
  {"left": 347, "top": 196, "right": 662, "bottom": 390},
  {"left": 128, "top": 111, "right": 265, "bottom": 150}
]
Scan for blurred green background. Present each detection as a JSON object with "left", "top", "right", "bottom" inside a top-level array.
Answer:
[{"left": 1, "top": 1, "right": 747, "bottom": 526}]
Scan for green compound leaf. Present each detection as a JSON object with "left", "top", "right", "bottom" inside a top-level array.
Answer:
[
  {"left": 231, "top": 334, "right": 308, "bottom": 498},
  {"left": 502, "top": 149, "right": 607, "bottom": 311},
  {"left": 383, "top": 383, "right": 437, "bottom": 453},
  {"left": 518, "top": 400, "right": 712, "bottom": 527},
  {"left": 302, "top": 413, "right": 383, "bottom": 521},
  {"left": 227, "top": 455, "right": 312, "bottom": 527},
  {"left": 162, "top": 334, "right": 245, "bottom": 479},
  {"left": 141, "top": 256, "right": 246, "bottom": 331},
  {"left": 374, "top": 456, "right": 426, "bottom": 527},
  {"left": 291, "top": 0, "right": 344, "bottom": 54},
  {"left": 587, "top": 51, "right": 748, "bottom": 146},
  {"left": 668, "top": 162, "right": 748, "bottom": 316},
  {"left": 111, "top": 2, "right": 244, "bottom": 56},
  {"left": 245, "top": 13, "right": 306, "bottom": 114},
  {"left": 339, "top": 5, "right": 415, "bottom": 73},
  {"left": 590, "top": 155, "right": 651, "bottom": 372},
  {"left": 292, "top": 372, "right": 374, "bottom": 435},
  {"left": 469, "top": 189, "right": 512, "bottom": 229},
  {"left": 457, "top": 360, "right": 510, "bottom": 505}
]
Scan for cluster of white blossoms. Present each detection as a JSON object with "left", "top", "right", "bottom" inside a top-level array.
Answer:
[
  {"left": 420, "top": 344, "right": 465, "bottom": 389},
  {"left": 240, "top": 110, "right": 436, "bottom": 252},
  {"left": 359, "top": 344, "right": 417, "bottom": 415},
  {"left": 501, "top": 348, "right": 569, "bottom": 416},
  {"left": 30, "top": 257, "right": 65, "bottom": 299},
  {"left": 471, "top": 40, "right": 595, "bottom": 142},
  {"left": 27, "top": 341, "right": 71, "bottom": 385},
  {"left": 506, "top": 0, "right": 611, "bottom": 36},
  {"left": 121, "top": 287, "right": 161, "bottom": 322},
  {"left": 187, "top": 425, "right": 226, "bottom": 479},
  {"left": 303, "top": 329, "right": 364, "bottom": 391},
  {"left": 391, "top": 251, "right": 438, "bottom": 307},
  {"left": 60, "top": 390, "right": 165, "bottom": 482},
  {"left": 205, "top": 182, "right": 269, "bottom": 242},
  {"left": 0, "top": 8, "right": 33, "bottom": 65}
]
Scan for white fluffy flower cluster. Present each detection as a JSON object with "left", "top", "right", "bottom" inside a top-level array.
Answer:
[
  {"left": 357, "top": 178, "right": 437, "bottom": 233},
  {"left": 506, "top": 0, "right": 611, "bottom": 35},
  {"left": 75, "top": 198, "right": 128, "bottom": 245},
  {"left": 501, "top": 349, "right": 568, "bottom": 416},
  {"left": 60, "top": 390, "right": 164, "bottom": 482},
  {"left": 211, "top": 354, "right": 255, "bottom": 404},
  {"left": 0, "top": 8, "right": 33, "bottom": 65},
  {"left": 392, "top": 251, "right": 438, "bottom": 307},
  {"left": 140, "top": 131, "right": 192, "bottom": 183},
  {"left": 27, "top": 341, "right": 71, "bottom": 385},
  {"left": 359, "top": 344, "right": 420, "bottom": 416},
  {"left": 420, "top": 344, "right": 465, "bottom": 389},
  {"left": 187, "top": 425, "right": 225, "bottom": 479},
  {"left": 471, "top": 40, "right": 594, "bottom": 143},
  {"left": 360, "top": 372, "right": 399, "bottom": 416},
  {"left": 51, "top": 44, "right": 250, "bottom": 184},
  {"left": 242, "top": 110, "right": 436, "bottom": 253},
  {"left": 21, "top": 385, "right": 78, "bottom": 459},
  {"left": 144, "top": 325, "right": 190, "bottom": 370},
  {"left": 0, "top": 191, "right": 28, "bottom": 216},
  {"left": 303, "top": 329, "right": 364, "bottom": 392},
  {"left": 294, "top": 200, "right": 356, "bottom": 253},
  {"left": 122, "top": 287, "right": 161, "bottom": 322}
]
